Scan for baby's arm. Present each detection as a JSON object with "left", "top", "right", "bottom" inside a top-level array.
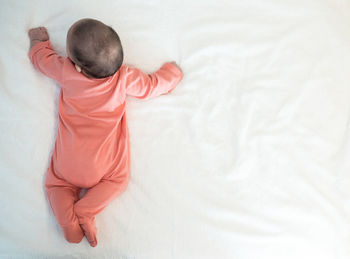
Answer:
[
  {"left": 124, "top": 62, "right": 183, "bottom": 99},
  {"left": 28, "top": 27, "right": 64, "bottom": 82}
]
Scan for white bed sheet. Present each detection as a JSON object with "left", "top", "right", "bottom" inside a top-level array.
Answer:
[{"left": 1, "top": 0, "right": 350, "bottom": 258}]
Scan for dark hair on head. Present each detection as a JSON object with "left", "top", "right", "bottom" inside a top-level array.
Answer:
[{"left": 67, "top": 19, "right": 123, "bottom": 78}]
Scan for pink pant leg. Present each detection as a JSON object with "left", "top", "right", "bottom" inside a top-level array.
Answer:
[
  {"left": 74, "top": 168, "right": 129, "bottom": 247},
  {"left": 45, "top": 164, "right": 84, "bottom": 243}
]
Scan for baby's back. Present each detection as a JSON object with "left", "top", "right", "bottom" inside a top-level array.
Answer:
[
  {"left": 29, "top": 41, "right": 183, "bottom": 188},
  {"left": 53, "top": 61, "right": 129, "bottom": 188}
]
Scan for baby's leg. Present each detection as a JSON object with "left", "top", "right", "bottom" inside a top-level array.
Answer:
[
  {"left": 74, "top": 169, "right": 129, "bottom": 247},
  {"left": 45, "top": 165, "right": 84, "bottom": 243}
]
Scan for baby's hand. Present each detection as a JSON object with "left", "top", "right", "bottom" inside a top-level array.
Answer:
[
  {"left": 169, "top": 61, "right": 182, "bottom": 73},
  {"left": 28, "top": 27, "right": 49, "bottom": 49},
  {"left": 28, "top": 27, "right": 49, "bottom": 41}
]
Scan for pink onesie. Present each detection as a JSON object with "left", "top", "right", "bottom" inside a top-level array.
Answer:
[{"left": 29, "top": 40, "right": 183, "bottom": 246}]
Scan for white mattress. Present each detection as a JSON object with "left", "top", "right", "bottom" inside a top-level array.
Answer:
[{"left": 1, "top": 0, "right": 350, "bottom": 258}]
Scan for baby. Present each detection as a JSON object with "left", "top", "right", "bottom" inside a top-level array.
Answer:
[{"left": 28, "top": 18, "right": 183, "bottom": 247}]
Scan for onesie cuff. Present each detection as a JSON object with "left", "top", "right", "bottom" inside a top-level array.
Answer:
[
  {"left": 162, "top": 62, "right": 183, "bottom": 80},
  {"left": 28, "top": 40, "right": 52, "bottom": 61},
  {"left": 159, "top": 62, "right": 184, "bottom": 94}
]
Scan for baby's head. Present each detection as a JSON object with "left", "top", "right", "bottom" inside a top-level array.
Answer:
[{"left": 66, "top": 18, "right": 123, "bottom": 79}]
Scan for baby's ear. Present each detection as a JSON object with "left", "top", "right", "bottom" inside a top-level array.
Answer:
[{"left": 75, "top": 64, "right": 82, "bottom": 73}]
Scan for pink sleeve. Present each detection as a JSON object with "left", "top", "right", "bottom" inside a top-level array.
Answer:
[
  {"left": 124, "top": 62, "right": 183, "bottom": 99},
  {"left": 28, "top": 40, "right": 64, "bottom": 82}
]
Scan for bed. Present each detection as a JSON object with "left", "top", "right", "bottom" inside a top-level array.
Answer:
[{"left": 1, "top": 0, "right": 350, "bottom": 258}]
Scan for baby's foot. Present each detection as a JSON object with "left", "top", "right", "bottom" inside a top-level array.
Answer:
[
  {"left": 80, "top": 218, "right": 98, "bottom": 247},
  {"left": 61, "top": 222, "right": 84, "bottom": 243}
]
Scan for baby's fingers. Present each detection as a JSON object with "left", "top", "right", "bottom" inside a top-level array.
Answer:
[
  {"left": 28, "top": 27, "right": 49, "bottom": 41},
  {"left": 169, "top": 61, "right": 182, "bottom": 73},
  {"left": 28, "top": 27, "right": 40, "bottom": 35}
]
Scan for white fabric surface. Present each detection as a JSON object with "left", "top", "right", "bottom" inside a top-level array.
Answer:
[{"left": 1, "top": 0, "right": 350, "bottom": 258}]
